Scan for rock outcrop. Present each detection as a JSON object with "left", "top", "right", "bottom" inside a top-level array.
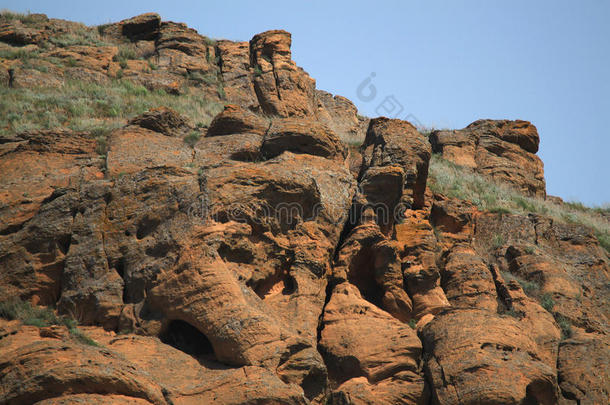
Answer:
[
  {"left": 430, "top": 119, "right": 546, "bottom": 197},
  {"left": 1, "top": 11, "right": 608, "bottom": 405}
]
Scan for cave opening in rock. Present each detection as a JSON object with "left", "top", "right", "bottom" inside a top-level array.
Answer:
[{"left": 160, "top": 320, "right": 215, "bottom": 358}]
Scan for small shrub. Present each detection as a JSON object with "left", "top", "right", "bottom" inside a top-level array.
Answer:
[
  {"left": 148, "top": 60, "right": 158, "bottom": 71},
  {"left": 69, "top": 327, "right": 100, "bottom": 346},
  {"left": 97, "top": 24, "right": 110, "bottom": 36},
  {"left": 217, "top": 82, "right": 226, "bottom": 99},
  {"left": 524, "top": 245, "right": 536, "bottom": 254},
  {"left": 186, "top": 71, "right": 217, "bottom": 85},
  {"left": 253, "top": 64, "right": 263, "bottom": 76},
  {"left": 501, "top": 271, "right": 540, "bottom": 296},
  {"left": 49, "top": 28, "right": 109, "bottom": 48},
  {"left": 519, "top": 279, "right": 541, "bottom": 296},
  {"left": 502, "top": 307, "right": 522, "bottom": 319},
  {"left": 114, "top": 44, "right": 138, "bottom": 66},
  {"left": 489, "top": 206, "right": 512, "bottom": 215},
  {"left": 0, "top": 10, "right": 40, "bottom": 24},
  {"left": 183, "top": 131, "right": 200, "bottom": 147},
  {"left": 492, "top": 234, "right": 505, "bottom": 249},
  {"left": 539, "top": 293, "right": 555, "bottom": 312},
  {"left": 408, "top": 319, "right": 417, "bottom": 329},
  {"left": 555, "top": 315, "right": 573, "bottom": 339},
  {"left": 0, "top": 48, "right": 40, "bottom": 60},
  {"left": 0, "top": 297, "right": 72, "bottom": 328}
]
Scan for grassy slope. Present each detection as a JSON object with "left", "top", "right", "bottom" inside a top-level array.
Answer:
[
  {"left": 428, "top": 153, "right": 610, "bottom": 253},
  {"left": 0, "top": 10, "right": 223, "bottom": 139}
]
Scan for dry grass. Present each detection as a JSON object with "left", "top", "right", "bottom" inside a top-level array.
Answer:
[
  {"left": 428, "top": 153, "right": 610, "bottom": 253},
  {"left": 0, "top": 79, "right": 223, "bottom": 136}
]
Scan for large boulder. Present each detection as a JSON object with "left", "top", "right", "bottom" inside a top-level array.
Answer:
[
  {"left": 249, "top": 30, "right": 316, "bottom": 117},
  {"left": 356, "top": 117, "right": 431, "bottom": 234},
  {"left": 421, "top": 308, "right": 558, "bottom": 405},
  {"left": 320, "top": 283, "right": 428, "bottom": 404},
  {"left": 430, "top": 119, "right": 546, "bottom": 197},
  {"left": 262, "top": 118, "right": 347, "bottom": 160}
]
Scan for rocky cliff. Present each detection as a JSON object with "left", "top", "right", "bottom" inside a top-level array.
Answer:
[{"left": 0, "top": 12, "right": 608, "bottom": 405}]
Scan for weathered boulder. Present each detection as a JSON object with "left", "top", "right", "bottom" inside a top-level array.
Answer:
[
  {"left": 262, "top": 118, "right": 347, "bottom": 160},
  {"left": 0, "top": 20, "right": 47, "bottom": 45},
  {"left": 421, "top": 308, "right": 559, "bottom": 405},
  {"left": 120, "top": 13, "right": 161, "bottom": 41},
  {"left": 0, "top": 326, "right": 166, "bottom": 405},
  {"left": 395, "top": 210, "right": 450, "bottom": 320},
  {"left": 250, "top": 30, "right": 316, "bottom": 117},
  {"left": 206, "top": 104, "right": 268, "bottom": 137},
  {"left": 0, "top": 130, "right": 102, "bottom": 304},
  {"left": 360, "top": 117, "right": 431, "bottom": 211},
  {"left": 320, "top": 283, "right": 428, "bottom": 404},
  {"left": 430, "top": 119, "right": 546, "bottom": 197},
  {"left": 316, "top": 90, "right": 369, "bottom": 143},
  {"left": 106, "top": 126, "right": 194, "bottom": 177},
  {"left": 333, "top": 222, "right": 413, "bottom": 322},
  {"left": 557, "top": 336, "right": 610, "bottom": 403},
  {"left": 127, "top": 106, "right": 192, "bottom": 137}
]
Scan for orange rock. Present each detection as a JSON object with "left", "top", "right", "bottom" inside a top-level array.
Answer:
[
  {"left": 421, "top": 308, "right": 559, "bottom": 405},
  {"left": 127, "top": 106, "right": 192, "bottom": 137},
  {"left": 361, "top": 117, "right": 431, "bottom": 210},
  {"left": 262, "top": 118, "right": 347, "bottom": 160},
  {"left": 250, "top": 30, "right": 317, "bottom": 117},
  {"left": 206, "top": 104, "right": 268, "bottom": 137},
  {"left": 0, "top": 20, "right": 47, "bottom": 45},
  {"left": 558, "top": 336, "right": 610, "bottom": 403},
  {"left": 430, "top": 119, "right": 546, "bottom": 197},
  {"left": 320, "top": 283, "right": 427, "bottom": 404},
  {"left": 0, "top": 334, "right": 167, "bottom": 404}
]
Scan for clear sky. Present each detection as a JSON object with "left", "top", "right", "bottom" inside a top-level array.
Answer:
[{"left": 4, "top": 0, "right": 609, "bottom": 205}]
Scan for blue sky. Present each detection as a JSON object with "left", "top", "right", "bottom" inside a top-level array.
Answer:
[{"left": 4, "top": 0, "right": 609, "bottom": 205}]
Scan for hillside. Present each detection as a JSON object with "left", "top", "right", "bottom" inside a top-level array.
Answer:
[{"left": 0, "top": 11, "right": 608, "bottom": 405}]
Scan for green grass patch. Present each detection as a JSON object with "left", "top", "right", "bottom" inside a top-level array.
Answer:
[
  {"left": 0, "top": 297, "right": 100, "bottom": 346},
  {"left": 0, "top": 78, "right": 222, "bottom": 136},
  {"left": 0, "top": 48, "right": 40, "bottom": 60},
  {"left": 539, "top": 293, "right": 555, "bottom": 312},
  {"left": 0, "top": 10, "right": 42, "bottom": 24},
  {"left": 69, "top": 327, "right": 100, "bottom": 346},
  {"left": 501, "top": 271, "right": 541, "bottom": 296},
  {"left": 555, "top": 315, "right": 573, "bottom": 339},
  {"left": 183, "top": 131, "right": 200, "bottom": 147},
  {"left": 48, "top": 26, "right": 110, "bottom": 48}
]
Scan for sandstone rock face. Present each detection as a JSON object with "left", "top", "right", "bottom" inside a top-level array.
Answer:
[
  {"left": 360, "top": 118, "right": 431, "bottom": 211},
  {"left": 207, "top": 104, "right": 269, "bottom": 137},
  {"left": 250, "top": 30, "right": 316, "bottom": 117},
  {"left": 262, "top": 119, "right": 347, "bottom": 160},
  {"left": 127, "top": 106, "right": 192, "bottom": 137},
  {"left": 421, "top": 309, "right": 558, "bottom": 405},
  {"left": 430, "top": 119, "right": 546, "bottom": 197},
  {"left": 1, "top": 11, "right": 609, "bottom": 405}
]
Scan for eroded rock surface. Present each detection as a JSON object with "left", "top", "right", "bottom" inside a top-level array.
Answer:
[
  {"left": 1, "top": 11, "right": 609, "bottom": 405},
  {"left": 430, "top": 119, "right": 546, "bottom": 197}
]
